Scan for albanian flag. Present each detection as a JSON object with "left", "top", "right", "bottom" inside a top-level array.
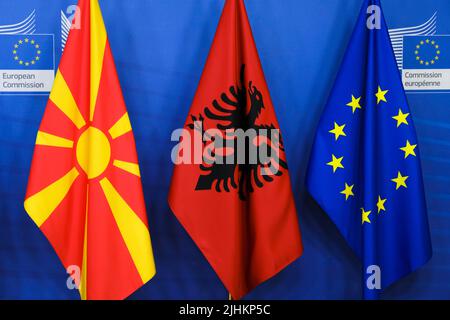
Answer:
[
  {"left": 24, "top": 0, "right": 155, "bottom": 300},
  {"left": 168, "top": 0, "right": 303, "bottom": 299}
]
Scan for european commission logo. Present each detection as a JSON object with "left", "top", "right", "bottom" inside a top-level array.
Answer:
[
  {"left": 388, "top": 12, "right": 450, "bottom": 92},
  {"left": 402, "top": 35, "right": 450, "bottom": 91},
  {"left": 0, "top": 11, "right": 54, "bottom": 95}
]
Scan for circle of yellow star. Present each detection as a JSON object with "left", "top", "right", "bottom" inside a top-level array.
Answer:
[
  {"left": 392, "top": 109, "right": 409, "bottom": 127},
  {"left": 346, "top": 95, "right": 362, "bottom": 113},
  {"left": 376, "top": 196, "right": 387, "bottom": 213},
  {"left": 400, "top": 140, "right": 417, "bottom": 158},
  {"left": 13, "top": 38, "right": 41, "bottom": 67},
  {"left": 415, "top": 39, "right": 441, "bottom": 66},
  {"left": 327, "top": 154, "right": 344, "bottom": 173},
  {"left": 391, "top": 171, "right": 409, "bottom": 190},
  {"left": 340, "top": 183, "right": 354, "bottom": 201},
  {"left": 375, "top": 86, "right": 388, "bottom": 104},
  {"left": 329, "top": 122, "right": 346, "bottom": 141},
  {"left": 361, "top": 208, "right": 372, "bottom": 224}
]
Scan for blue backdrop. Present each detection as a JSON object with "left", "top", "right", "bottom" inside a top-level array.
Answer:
[{"left": 1, "top": 0, "right": 449, "bottom": 300}]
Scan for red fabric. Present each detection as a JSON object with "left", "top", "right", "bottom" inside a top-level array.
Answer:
[{"left": 168, "top": 0, "right": 303, "bottom": 299}]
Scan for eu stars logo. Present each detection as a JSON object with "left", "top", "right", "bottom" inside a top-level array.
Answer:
[
  {"left": 415, "top": 38, "right": 440, "bottom": 66},
  {"left": 12, "top": 37, "right": 41, "bottom": 67},
  {"left": 326, "top": 84, "right": 416, "bottom": 225}
]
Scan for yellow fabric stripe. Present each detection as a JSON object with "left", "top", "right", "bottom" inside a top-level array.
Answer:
[
  {"left": 36, "top": 131, "right": 74, "bottom": 148},
  {"left": 90, "top": 0, "right": 107, "bottom": 121},
  {"left": 79, "top": 186, "right": 89, "bottom": 300},
  {"left": 109, "top": 113, "right": 132, "bottom": 139},
  {"left": 24, "top": 167, "right": 79, "bottom": 227},
  {"left": 50, "top": 71, "right": 86, "bottom": 129},
  {"left": 113, "top": 160, "right": 141, "bottom": 177},
  {"left": 99, "top": 178, "right": 155, "bottom": 283}
]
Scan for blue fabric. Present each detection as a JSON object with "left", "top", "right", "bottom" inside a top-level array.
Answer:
[
  {"left": 0, "top": 0, "right": 449, "bottom": 300},
  {"left": 306, "top": 0, "right": 432, "bottom": 299}
]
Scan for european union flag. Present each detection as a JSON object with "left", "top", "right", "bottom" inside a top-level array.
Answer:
[
  {"left": 0, "top": 34, "right": 54, "bottom": 70},
  {"left": 306, "top": 0, "right": 432, "bottom": 299}
]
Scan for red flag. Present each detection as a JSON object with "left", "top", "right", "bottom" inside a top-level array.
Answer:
[
  {"left": 24, "top": 0, "right": 155, "bottom": 299},
  {"left": 168, "top": 0, "right": 303, "bottom": 299}
]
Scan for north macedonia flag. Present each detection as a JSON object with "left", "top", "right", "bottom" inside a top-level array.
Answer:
[{"left": 24, "top": 0, "right": 155, "bottom": 300}]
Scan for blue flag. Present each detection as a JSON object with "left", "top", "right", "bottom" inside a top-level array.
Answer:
[{"left": 306, "top": 0, "right": 432, "bottom": 299}]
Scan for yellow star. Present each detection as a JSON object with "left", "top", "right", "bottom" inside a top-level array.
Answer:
[
  {"left": 35, "top": 56, "right": 40, "bottom": 61},
  {"left": 14, "top": 56, "right": 18, "bottom": 60},
  {"left": 18, "top": 40, "right": 23, "bottom": 44},
  {"left": 340, "top": 183, "right": 354, "bottom": 200},
  {"left": 25, "top": 38, "right": 29, "bottom": 43},
  {"left": 25, "top": 62, "right": 29, "bottom": 66},
  {"left": 426, "top": 39, "right": 430, "bottom": 43},
  {"left": 329, "top": 122, "right": 346, "bottom": 141},
  {"left": 361, "top": 208, "right": 372, "bottom": 224},
  {"left": 12, "top": 50, "right": 16, "bottom": 54},
  {"left": 392, "top": 109, "right": 409, "bottom": 127},
  {"left": 19, "top": 60, "right": 23, "bottom": 65},
  {"left": 420, "top": 60, "right": 424, "bottom": 64},
  {"left": 327, "top": 154, "right": 344, "bottom": 173},
  {"left": 420, "top": 40, "right": 424, "bottom": 45},
  {"left": 391, "top": 171, "right": 409, "bottom": 190},
  {"left": 375, "top": 86, "right": 388, "bottom": 104},
  {"left": 346, "top": 95, "right": 362, "bottom": 113},
  {"left": 400, "top": 140, "right": 417, "bottom": 158},
  {"left": 31, "top": 61, "right": 35, "bottom": 65},
  {"left": 376, "top": 196, "right": 387, "bottom": 213},
  {"left": 35, "top": 44, "right": 39, "bottom": 49},
  {"left": 14, "top": 44, "right": 18, "bottom": 48},
  {"left": 31, "top": 40, "right": 35, "bottom": 44}
]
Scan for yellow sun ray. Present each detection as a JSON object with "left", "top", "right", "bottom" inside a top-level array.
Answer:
[
  {"left": 109, "top": 113, "right": 132, "bottom": 139},
  {"left": 113, "top": 160, "right": 141, "bottom": 177},
  {"left": 50, "top": 71, "right": 86, "bottom": 129},
  {"left": 89, "top": 0, "right": 107, "bottom": 122},
  {"left": 99, "top": 177, "right": 155, "bottom": 283},
  {"left": 24, "top": 167, "right": 79, "bottom": 227},
  {"left": 36, "top": 131, "right": 74, "bottom": 148},
  {"left": 79, "top": 185, "right": 89, "bottom": 301}
]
